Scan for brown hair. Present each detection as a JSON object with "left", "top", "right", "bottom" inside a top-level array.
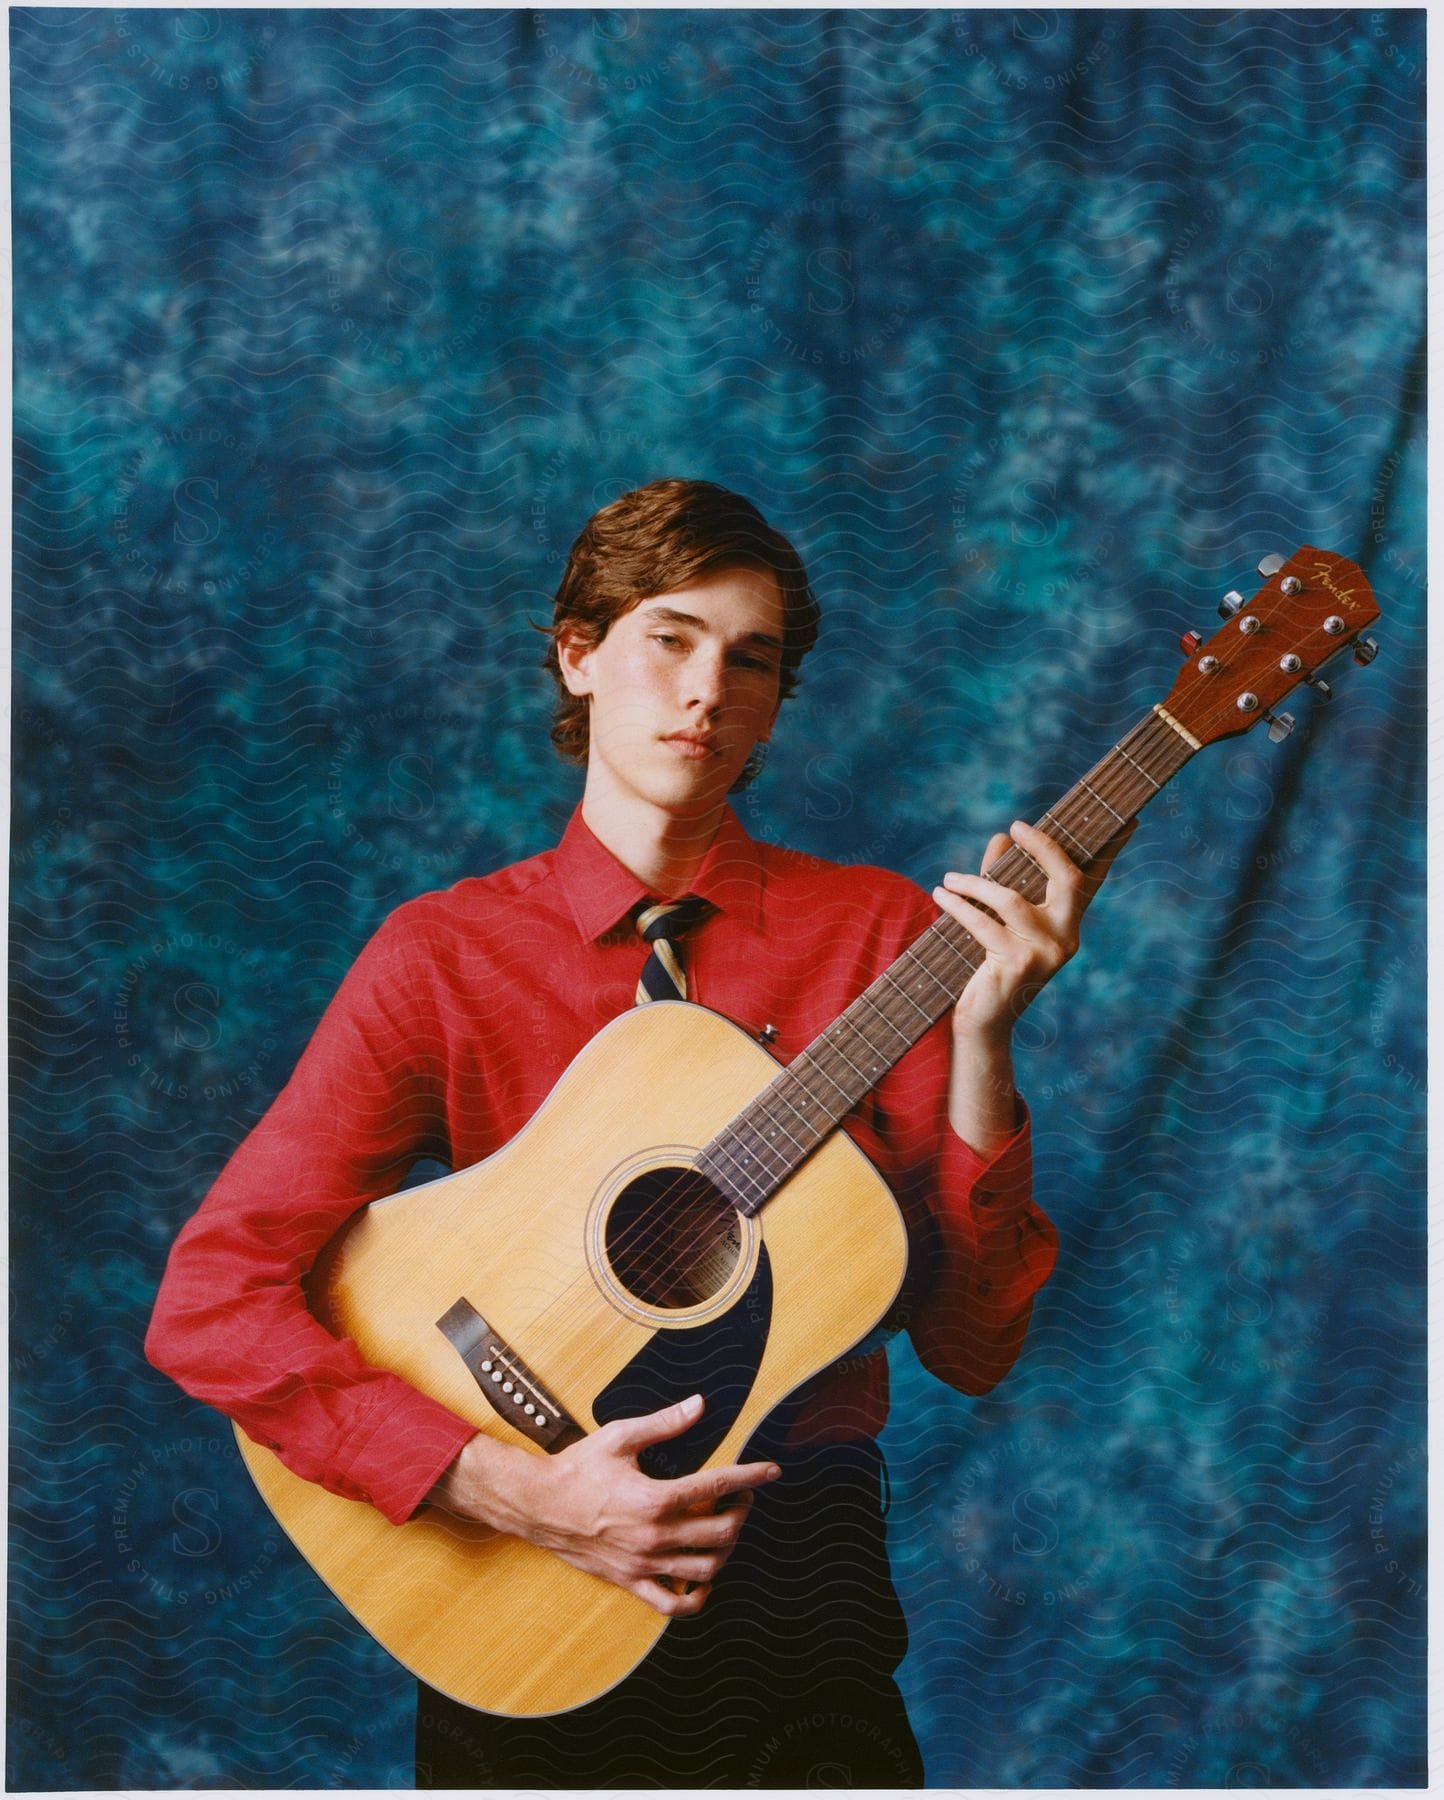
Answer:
[{"left": 539, "top": 478, "right": 821, "bottom": 770}]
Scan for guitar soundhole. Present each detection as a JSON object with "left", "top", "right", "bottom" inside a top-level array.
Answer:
[{"left": 604, "top": 1166, "right": 741, "bottom": 1309}]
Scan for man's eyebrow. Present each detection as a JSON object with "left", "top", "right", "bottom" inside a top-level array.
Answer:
[{"left": 642, "top": 605, "right": 784, "bottom": 651}]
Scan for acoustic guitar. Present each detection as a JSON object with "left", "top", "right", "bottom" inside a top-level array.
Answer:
[{"left": 236, "top": 547, "right": 1380, "bottom": 1715}]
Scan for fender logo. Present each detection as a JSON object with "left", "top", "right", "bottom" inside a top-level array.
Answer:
[{"left": 1311, "top": 560, "right": 1361, "bottom": 611}]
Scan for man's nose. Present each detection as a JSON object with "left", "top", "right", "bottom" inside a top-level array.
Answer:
[{"left": 684, "top": 649, "right": 727, "bottom": 711}]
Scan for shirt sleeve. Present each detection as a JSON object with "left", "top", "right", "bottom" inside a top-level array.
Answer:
[
  {"left": 144, "top": 908, "right": 479, "bottom": 1526},
  {"left": 858, "top": 888, "right": 1060, "bottom": 1396}
]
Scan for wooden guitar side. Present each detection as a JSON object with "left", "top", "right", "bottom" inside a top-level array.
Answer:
[{"left": 235, "top": 999, "right": 910, "bottom": 1717}]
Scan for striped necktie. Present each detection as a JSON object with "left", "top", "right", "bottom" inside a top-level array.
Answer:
[{"left": 633, "top": 895, "right": 714, "bottom": 1004}]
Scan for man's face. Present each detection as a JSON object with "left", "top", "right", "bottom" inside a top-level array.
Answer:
[{"left": 559, "top": 563, "right": 785, "bottom": 817}]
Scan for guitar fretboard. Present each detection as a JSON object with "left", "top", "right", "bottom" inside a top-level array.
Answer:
[{"left": 695, "top": 706, "right": 1197, "bottom": 1215}]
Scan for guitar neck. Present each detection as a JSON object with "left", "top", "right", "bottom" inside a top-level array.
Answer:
[{"left": 696, "top": 705, "right": 1199, "bottom": 1214}]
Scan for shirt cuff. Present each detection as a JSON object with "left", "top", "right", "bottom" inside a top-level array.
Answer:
[
  {"left": 326, "top": 1378, "right": 481, "bottom": 1526},
  {"left": 937, "top": 1091, "right": 1030, "bottom": 1192},
  {"left": 939, "top": 1096, "right": 1059, "bottom": 1312}
]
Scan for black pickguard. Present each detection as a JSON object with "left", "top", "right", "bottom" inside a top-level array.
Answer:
[{"left": 592, "top": 1244, "right": 774, "bottom": 1479}]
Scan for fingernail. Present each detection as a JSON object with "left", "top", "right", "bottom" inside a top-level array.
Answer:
[{"left": 767, "top": 1464, "right": 782, "bottom": 1479}]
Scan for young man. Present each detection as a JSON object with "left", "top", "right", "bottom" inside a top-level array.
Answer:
[{"left": 147, "top": 479, "right": 1131, "bottom": 1787}]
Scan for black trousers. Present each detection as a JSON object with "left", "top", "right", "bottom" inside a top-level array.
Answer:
[{"left": 415, "top": 1438, "right": 925, "bottom": 1788}]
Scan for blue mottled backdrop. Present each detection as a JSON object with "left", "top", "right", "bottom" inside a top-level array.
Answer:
[{"left": 9, "top": 7, "right": 1426, "bottom": 1789}]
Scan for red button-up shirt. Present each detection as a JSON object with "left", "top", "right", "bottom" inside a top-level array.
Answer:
[{"left": 146, "top": 802, "right": 1058, "bottom": 1526}]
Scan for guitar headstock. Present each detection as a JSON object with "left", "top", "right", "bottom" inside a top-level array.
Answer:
[{"left": 1161, "top": 548, "right": 1381, "bottom": 747}]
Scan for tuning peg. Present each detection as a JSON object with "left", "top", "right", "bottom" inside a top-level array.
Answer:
[
  {"left": 1218, "top": 589, "right": 1246, "bottom": 619},
  {"left": 1179, "top": 629, "right": 1203, "bottom": 656},
  {"left": 1257, "top": 553, "right": 1287, "bottom": 578},
  {"left": 1353, "top": 636, "right": 1379, "bottom": 666},
  {"left": 1264, "top": 710, "right": 1296, "bottom": 744},
  {"left": 1305, "top": 675, "right": 1332, "bottom": 701}
]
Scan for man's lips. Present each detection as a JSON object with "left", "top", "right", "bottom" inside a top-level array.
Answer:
[{"left": 662, "top": 734, "right": 719, "bottom": 759}]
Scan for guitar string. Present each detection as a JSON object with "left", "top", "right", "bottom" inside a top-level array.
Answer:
[
  {"left": 567, "top": 729, "right": 1162, "bottom": 1324},
  {"left": 575, "top": 706, "right": 1193, "bottom": 1349},
  {"left": 493, "top": 707, "right": 1192, "bottom": 1412},
  {"left": 482, "top": 723, "right": 1195, "bottom": 1440},
  {"left": 465, "top": 705, "right": 1194, "bottom": 1430},
  {"left": 450, "top": 564, "right": 1327, "bottom": 1430},
  {"left": 631, "top": 707, "right": 1188, "bottom": 1228}
]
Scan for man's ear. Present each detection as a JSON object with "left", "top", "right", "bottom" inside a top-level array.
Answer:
[{"left": 556, "top": 628, "right": 593, "bottom": 698}]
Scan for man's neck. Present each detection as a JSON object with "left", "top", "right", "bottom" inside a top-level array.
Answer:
[{"left": 579, "top": 781, "right": 726, "bottom": 899}]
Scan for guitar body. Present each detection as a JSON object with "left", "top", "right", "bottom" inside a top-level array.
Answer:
[{"left": 235, "top": 998, "right": 910, "bottom": 1716}]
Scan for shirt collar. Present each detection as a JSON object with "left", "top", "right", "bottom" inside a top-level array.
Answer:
[{"left": 556, "top": 800, "right": 767, "bottom": 942}]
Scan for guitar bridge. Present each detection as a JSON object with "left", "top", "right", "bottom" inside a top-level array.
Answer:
[{"left": 436, "top": 1299, "right": 582, "bottom": 1452}]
